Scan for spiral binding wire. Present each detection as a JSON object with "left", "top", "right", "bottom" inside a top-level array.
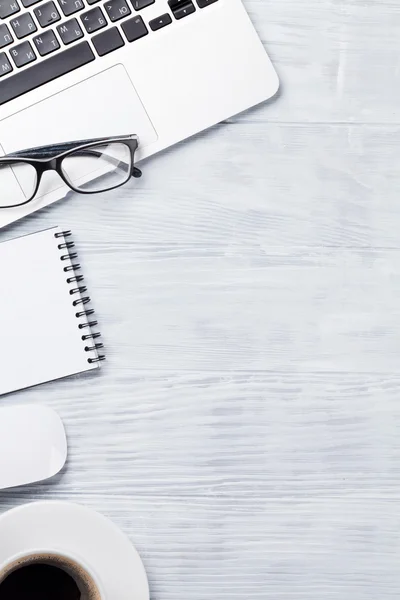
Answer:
[{"left": 55, "top": 230, "right": 105, "bottom": 365}]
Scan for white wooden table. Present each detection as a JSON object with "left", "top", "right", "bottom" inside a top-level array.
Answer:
[{"left": 2, "top": 1, "right": 400, "bottom": 598}]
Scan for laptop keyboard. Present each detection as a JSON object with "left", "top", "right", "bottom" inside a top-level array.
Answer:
[{"left": 0, "top": 0, "right": 219, "bottom": 106}]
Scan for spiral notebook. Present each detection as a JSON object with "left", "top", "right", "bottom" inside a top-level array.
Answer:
[{"left": 0, "top": 226, "right": 105, "bottom": 396}]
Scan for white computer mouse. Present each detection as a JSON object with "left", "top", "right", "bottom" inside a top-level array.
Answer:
[{"left": 0, "top": 404, "right": 67, "bottom": 490}]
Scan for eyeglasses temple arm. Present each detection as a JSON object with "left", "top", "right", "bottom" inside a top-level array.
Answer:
[{"left": 71, "top": 149, "right": 142, "bottom": 178}]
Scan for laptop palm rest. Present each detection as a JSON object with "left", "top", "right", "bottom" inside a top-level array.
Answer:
[{"left": 0, "top": 65, "right": 157, "bottom": 200}]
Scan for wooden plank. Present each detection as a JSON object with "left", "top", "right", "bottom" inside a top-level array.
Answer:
[
  {"left": 0, "top": 493, "right": 399, "bottom": 599},
  {"left": 237, "top": 0, "right": 400, "bottom": 124},
  {"left": 4, "top": 123, "right": 400, "bottom": 248},
  {"left": 3, "top": 371, "right": 400, "bottom": 499},
  {"left": 83, "top": 246, "right": 400, "bottom": 373}
]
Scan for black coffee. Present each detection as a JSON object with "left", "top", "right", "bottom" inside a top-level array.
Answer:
[{"left": 0, "top": 563, "right": 81, "bottom": 600}]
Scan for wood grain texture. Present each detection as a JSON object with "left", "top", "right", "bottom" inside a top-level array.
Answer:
[
  {"left": 1, "top": 1, "right": 400, "bottom": 599},
  {"left": 59, "top": 244, "right": 400, "bottom": 372},
  {"left": 3, "top": 372, "right": 400, "bottom": 499},
  {"left": 236, "top": 0, "right": 400, "bottom": 124}
]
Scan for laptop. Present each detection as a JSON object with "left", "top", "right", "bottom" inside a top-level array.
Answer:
[{"left": 0, "top": 0, "right": 279, "bottom": 227}]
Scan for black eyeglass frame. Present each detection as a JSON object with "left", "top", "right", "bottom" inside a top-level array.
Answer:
[{"left": 0, "top": 134, "right": 142, "bottom": 209}]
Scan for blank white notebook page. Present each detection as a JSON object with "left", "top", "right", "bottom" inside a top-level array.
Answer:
[{"left": 0, "top": 227, "right": 102, "bottom": 396}]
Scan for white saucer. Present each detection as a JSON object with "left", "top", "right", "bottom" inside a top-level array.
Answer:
[{"left": 0, "top": 501, "right": 149, "bottom": 600}]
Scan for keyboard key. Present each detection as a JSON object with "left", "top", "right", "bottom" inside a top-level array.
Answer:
[
  {"left": 81, "top": 6, "right": 106, "bottom": 33},
  {"left": 86, "top": 0, "right": 100, "bottom": 6},
  {"left": 131, "top": 0, "right": 153, "bottom": 9},
  {"left": 10, "top": 40, "right": 36, "bottom": 67},
  {"left": 0, "top": 24, "right": 13, "bottom": 50},
  {"left": 171, "top": 1, "right": 195, "bottom": 19},
  {"left": 0, "top": 41, "right": 94, "bottom": 106},
  {"left": 149, "top": 13, "right": 172, "bottom": 31},
  {"left": 21, "top": 0, "right": 39, "bottom": 7},
  {"left": 103, "top": 0, "right": 130, "bottom": 22},
  {"left": 10, "top": 13, "right": 37, "bottom": 38},
  {"left": 33, "top": 29, "right": 59, "bottom": 55},
  {"left": 57, "top": 17, "right": 83, "bottom": 43},
  {"left": 168, "top": 0, "right": 190, "bottom": 9},
  {"left": 196, "top": 0, "right": 217, "bottom": 6},
  {"left": 121, "top": 14, "right": 147, "bottom": 42},
  {"left": 0, "top": 52, "right": 12, "bottom": 77},
  {"left": 0, "top": 0, "right": 19, "bottom": 18},
  {"left": 34, "top": 1, "right": 60, "bottom": 26},
  {"left": 92, "top": 25, "right": 123, "bottom": 55},
  {"left": 58, "top": 0, "right": 83, "bottom": 16}
]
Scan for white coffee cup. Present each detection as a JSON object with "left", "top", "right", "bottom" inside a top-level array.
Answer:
[{"left": 0, "top": 548, "right": 106, "bottom": 600}]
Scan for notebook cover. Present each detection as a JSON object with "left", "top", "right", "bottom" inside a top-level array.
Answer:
[{"left": 0, "top": 226, "right": 105, "bottom": 395}]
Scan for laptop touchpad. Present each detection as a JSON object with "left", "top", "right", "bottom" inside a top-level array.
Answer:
[{"left": 0, "top": 65, "right": 157, "bottom": 199}]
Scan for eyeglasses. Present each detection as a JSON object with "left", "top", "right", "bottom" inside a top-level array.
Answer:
[{"left": 0, "top": 134, "right": 142, "bottom": 209}]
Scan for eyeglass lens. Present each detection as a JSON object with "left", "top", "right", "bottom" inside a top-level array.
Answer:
[
  {"left": 0, "top": 162, "right": 38, "bottom": 208},
  {"left": 61, "top": 142, "right": 132, "bottom": 193}
]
